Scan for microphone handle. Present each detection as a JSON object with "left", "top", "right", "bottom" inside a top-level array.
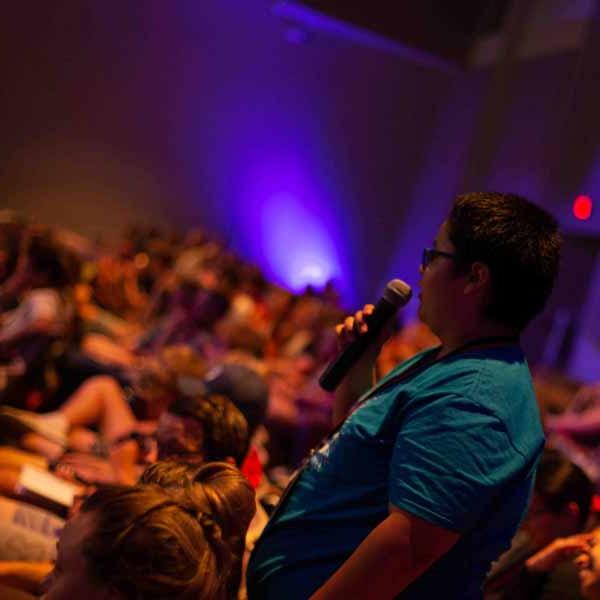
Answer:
[{"left": 319, "top": 296, "right": 398, "bottom": 392}]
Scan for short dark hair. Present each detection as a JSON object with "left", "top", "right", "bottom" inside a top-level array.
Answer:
[
  {"left": 169, "top": 394, "right": 249, "bottom": 467},
  {"left": 28, "top": 231, "right": 80, "bottom": 288},
  {"left": 535, "top": 448, "right": 593, "bottom": 526},
  {"left": 446, "top": 193, "right": 561, "bottom": 330}
]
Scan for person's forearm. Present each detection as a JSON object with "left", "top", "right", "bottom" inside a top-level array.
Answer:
[
  {"left": 0, "top": 561, "right": 53, "bottom": 594},
  {"left": 525, "top": 533, "right": 594, "bottom": 574},
  {"left": 330, "top": 304, "right": 392, "bottom": 426},
  {"left": 110, "top": 440, "right": 140, "bottom": 485},
  {"left": 310, "top": 513, "right": 426, "bottom": 600}
]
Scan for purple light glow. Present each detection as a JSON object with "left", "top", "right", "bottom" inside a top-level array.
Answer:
[
  {"left": 178, "top": 87, "right": 355, "bottom": 301},
  {"left": 259, "top": 191, "right": 340, "bottom": 291},
  {"left": 233, "top": 153, "right": 348, "bottom": 296},
  {"left": 167, "top": 0, "right": 381, "bottom": 306}
]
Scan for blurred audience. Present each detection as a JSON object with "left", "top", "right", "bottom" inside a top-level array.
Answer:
[
  {"left": 0, "top": 214, "right": 516, "bottom": 598},
  {"left": 7, "top": 214, "right": 600, "bottom": 597},
  {"left": 42, "top": 464, "right": 255, "bottom": 600},
  {"left": 520, "top": 527, "right": 600, "bottom": 600},
  {"left": 485, "top": 448, "right": 594, "bottom": 600}
]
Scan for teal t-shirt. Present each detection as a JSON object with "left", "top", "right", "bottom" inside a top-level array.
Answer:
[{"left": 247, "top": 345, "right": 544, "bottom": 599}]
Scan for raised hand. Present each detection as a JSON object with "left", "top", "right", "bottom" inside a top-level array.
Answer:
[{"left": 526, "top": 532, "right": 595, "bottom": 573}]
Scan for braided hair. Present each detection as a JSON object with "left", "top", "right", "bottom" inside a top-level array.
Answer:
[{"left": 81, "top": 468, "right": 255, "bottom": 600}]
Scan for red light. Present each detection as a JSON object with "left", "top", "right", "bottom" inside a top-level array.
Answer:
[{"left": 573, "top": 195, "right": 593, "bottom": 221}]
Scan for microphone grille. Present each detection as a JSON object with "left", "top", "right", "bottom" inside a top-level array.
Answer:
[{"left": 383, "top": 279, "right": 412, "bottom": 307}]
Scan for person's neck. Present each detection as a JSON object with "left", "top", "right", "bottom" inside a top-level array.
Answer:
[{"left": 437, "top": 322, "right": 519, "bottom": 359}]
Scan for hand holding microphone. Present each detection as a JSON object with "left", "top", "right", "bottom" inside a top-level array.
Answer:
[
  {"left": 335, "top": 304, "right": 386, "bottom": 349},
  {"left": 319, "top": 279, "right": 412, "bottom": 392}
]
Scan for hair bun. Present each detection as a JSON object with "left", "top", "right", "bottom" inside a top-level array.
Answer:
[{"left": 197, "top": 510, "right": 219, "bottom": 537}]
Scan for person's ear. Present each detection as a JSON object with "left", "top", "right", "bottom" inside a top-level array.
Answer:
[{"left": 464, "top": 262, "right": 490, "bottom": 295}]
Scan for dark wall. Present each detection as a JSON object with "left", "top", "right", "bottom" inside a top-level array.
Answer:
[
  {"left": 0, "top": 0, "right": 452, "bottom": 304},
  {"left": 1, "top": 1, "right": 597, "bottom": 358},
  {"left": 386, "top": 47, "right": 597, "bottom": 368}
]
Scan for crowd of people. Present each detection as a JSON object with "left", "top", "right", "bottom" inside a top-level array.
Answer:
[
  {"left": 0, "top": 210, "right": 435, "bottom": 598},
  {"left": 1, "top": 198, "right": 600, "bottom": 598}
]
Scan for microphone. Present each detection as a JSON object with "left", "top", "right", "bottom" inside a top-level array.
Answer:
[{"left": 318, "top": 279, "right": 412, "bottom": 392}]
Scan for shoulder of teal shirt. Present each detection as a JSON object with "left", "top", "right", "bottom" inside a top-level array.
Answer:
[
  {"left": 375, "top": 345, "right": 441, "bottom": 386},
  {"left": 345, "top": 346, "right": 441, "bottom": 411}
]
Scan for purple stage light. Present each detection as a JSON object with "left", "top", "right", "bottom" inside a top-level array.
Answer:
[{"left": 258, "top": 191, "right": 340, "bottom": 290}]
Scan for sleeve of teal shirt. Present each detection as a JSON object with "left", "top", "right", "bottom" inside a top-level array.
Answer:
[{"left": 388, "top": 391, "right": 524, "bottom": 533}]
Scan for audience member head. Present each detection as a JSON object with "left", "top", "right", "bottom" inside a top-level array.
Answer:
[
  {"left": 160, "top": 344, "right": 208, "bottom": 380},
  {"left": 199, "top": 363, "right": 269, "bottom": 438},
  {"left": 533, "top": 368, "right": 581, "bottom": 417},
  {"left": 27, "top": 230, "right": 80, "bottom": 290},
  {"left": 138, "top": 461, "right": 256, "bottom": 600},
  {"left": 446, "top": 192, "right": 561, "bottom": 331},
  {"left": 158, "top": 393, "right": 249, "bottom": 467},
  {"left": 214, "top": 320, "right": 267, "bottom": 359},
  {"left": 138, "top": 461, "right": 257, "bottom": 598},
  {"left": 184, "top": 461, "right": 255, "bottom": 547},
  {"left": 523, "top": 448, "right": 593, "bottom": 549},
  {"left": 130, "top": 345, "right": 207, "bottom": 419},
  {"left": 44, "top": 471, "right": 254, "bottom": 600},
  {"left": 139, "top": 460, "right": 255, "bottom": 548},
  {"left": 176, "top": 363, "right": 269, "bottom": 439},
  {"left": 138, "top": 460, "right": 198, "bottom": 489}
]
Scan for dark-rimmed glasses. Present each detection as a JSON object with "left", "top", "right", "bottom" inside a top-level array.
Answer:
[{"left": 421, "top": 247, "right": 458, "bottom": 269}]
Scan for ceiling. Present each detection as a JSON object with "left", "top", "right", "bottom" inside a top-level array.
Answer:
[{"left": 294, "top": 1, "right": 511, "bottom": 63}]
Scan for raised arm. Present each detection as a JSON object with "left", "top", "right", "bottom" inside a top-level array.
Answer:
[{"left": 332, "top": 304, "right": 391, "bottom": 426}]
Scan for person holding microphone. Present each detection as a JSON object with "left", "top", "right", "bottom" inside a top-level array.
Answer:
[{"left": 247, "top": 192, "right": 562, "bottom": 600}]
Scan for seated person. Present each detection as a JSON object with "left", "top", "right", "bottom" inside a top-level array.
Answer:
[
  {"left": 140, "top": 460, "right": 257, "bottom": 599},
  {"left": 68, "top": 391, "right": 247, "bottom": 484},
  {"left": 543, "top": 382, "right": 600, "bottom": 485},
  {"left": 42, "top": 474, "right": 255, "bottom": 599},
  {"left": 0, "top": 229, "right": 77, "bottom": 342},
  {"left": 0, "top": 402, "right": 250, "bottom": 592},
  {"left": 518, "top": 527, "right": 600, "bottom": 600},
  {"left": 0, "top": 230, "right": 79, "bottom": 409},
  {"left": 485, "top": 448, "right": 594, "bottom": 599},
  {"left": 0, "top": 460, "right": 259, "bottom": 598},
  {"left": 0, "top": 389, "right": 249, "bottom": 527},
  {"left": 0, "top": 360, "right": 266, "bottom": 481},
  {"left": 82, "top": 261, "right": 233, "bottom": 370},
  {"left": 545, "top": 387, "right": 600, "bottom": 441}
]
